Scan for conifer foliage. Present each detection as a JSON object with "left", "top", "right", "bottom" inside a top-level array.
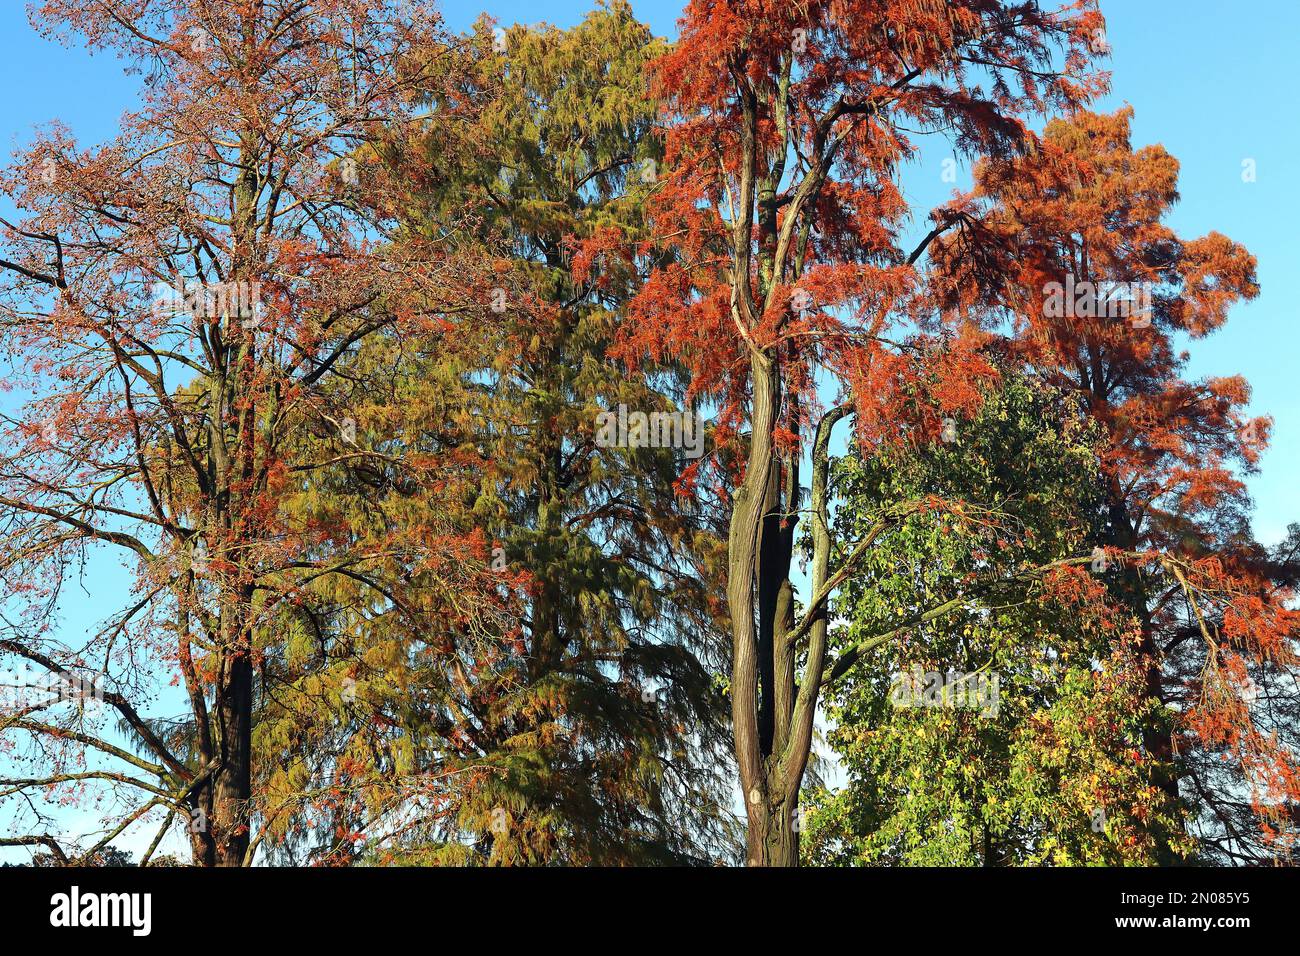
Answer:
[{"left": 330, "top": 5, "right": 738, "bottom": 864}]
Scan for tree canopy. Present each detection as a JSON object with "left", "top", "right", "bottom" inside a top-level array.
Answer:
[{"left": 0, "top": 0, "right": 1293, "bottom": 869}]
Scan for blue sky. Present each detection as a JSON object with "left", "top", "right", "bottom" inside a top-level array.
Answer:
[{"left": 1, "top": 1, "right": 1296, "bottom": 861}]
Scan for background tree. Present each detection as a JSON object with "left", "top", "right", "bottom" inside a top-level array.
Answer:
[
  {"left": 936, "top": 107, "right": 1300, "bottom": 862},
  {"left": 251, "top": 6, "right": 740, "bottom": 865}
]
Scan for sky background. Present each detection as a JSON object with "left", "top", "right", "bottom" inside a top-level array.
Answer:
[{"left": 1, "top": 0, "right": 1296, "bottom": 862}]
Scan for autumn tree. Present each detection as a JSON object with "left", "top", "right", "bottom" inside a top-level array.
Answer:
[
  {"left": 0, "top": 0, "right": 501, "bottom": 866},
  {"left": 249, "top": 6, "right": 740, "bottom": 865},
  {"left": 385, "top": 7, "right": 737, "bottom": 865},
  {"left": 936, "top": 107, "right": 1300, "bottom": 862},
  {"left": 622, "top": 0, "right": 1108, "bottom": 865}
]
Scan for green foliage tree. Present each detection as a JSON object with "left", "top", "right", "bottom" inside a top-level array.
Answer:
[{"left": 802, "top": 374, "right": 1191, "bottom": 865}]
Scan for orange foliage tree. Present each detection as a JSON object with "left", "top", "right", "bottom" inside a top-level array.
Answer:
[
  {"left": 0, "top": 1, "right": 506, "bottom": 866},
  {"left": 620, "top": 0, "right": 1109, "bottom": 864},
  {"left": 938, "top": 107, "right": 1300, "bottom": 861}
]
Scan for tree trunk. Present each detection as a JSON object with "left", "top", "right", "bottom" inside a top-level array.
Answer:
[
  {"left": 746, "top": 792, "right": 799, "bottom": 867},
  {"left": 728, "top": 352, "right": 787, "bottom": 864},
  {"left": 213, "top": 649, "right": 253, "bottom": 866}
]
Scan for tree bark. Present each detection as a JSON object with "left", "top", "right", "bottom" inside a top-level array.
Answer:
[{"left": 213, "top": 648, "right": 253, "bottom": 866}]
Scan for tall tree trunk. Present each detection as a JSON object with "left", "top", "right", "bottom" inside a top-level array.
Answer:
[
  {"left": 213, "top": 617, "right": 253, "bottom": 867},
  {"left": 207, "top": 90, "right": 261, "bottom": 867},
  {"left": 730, "top": 354, "right": 797, "bottom": 865}
]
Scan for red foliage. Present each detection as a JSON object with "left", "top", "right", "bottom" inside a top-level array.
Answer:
[{"left": 948, "top": 106, "right": 1300, "bottom": 858}]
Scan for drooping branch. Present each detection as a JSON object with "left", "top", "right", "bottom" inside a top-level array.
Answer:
[{"left": 0, "top": 638, "right": 189, "bottom": 778}]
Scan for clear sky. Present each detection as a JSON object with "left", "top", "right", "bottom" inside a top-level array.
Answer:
[{"left": 1, "top": 1, "right": 1296, "bottom": 861}]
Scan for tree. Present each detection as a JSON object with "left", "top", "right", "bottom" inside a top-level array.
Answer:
[
  {"left": 0, "top": 0, "right": 499, "bottom": 866},
  {"left": 939, "top": 107, "right": 1300, "bottom": 862},
  {"left": 621, "top": 0, "right": 1107, "bottom": 865},
  {"left": 802, "top": 373, "right": 1190, "bottom": 864},
  {"left": 248, "top": 5, "right": 740, "bottom": 865},
  {"left": 391, "top": 7, "right": 737, "bottom": 865}
]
